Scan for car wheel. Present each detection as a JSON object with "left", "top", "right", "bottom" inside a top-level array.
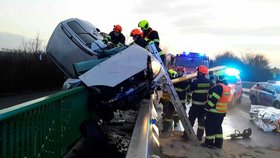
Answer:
[
  {"left": 250, "top": 96, "right": 257, "bottom": 104},
  {"left": 273, "top": 101, "right": 280, "bottom": 109}
]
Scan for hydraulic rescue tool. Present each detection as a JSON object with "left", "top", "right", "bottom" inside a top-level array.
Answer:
[
  {"left": 147, "top": 44, "right": 200, "bottom": 145},
  {"left": 227, "top": 128, "right": 252, "bottom": 139}
]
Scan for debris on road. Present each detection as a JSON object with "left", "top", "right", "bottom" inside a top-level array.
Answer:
[{"left": 250, "top": 105, "right": 280, "bottom": 132}]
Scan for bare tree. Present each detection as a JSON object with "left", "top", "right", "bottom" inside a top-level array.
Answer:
[
  {"left": 242, "top": 53, "right": 270, "bottom": 70},
  {"left": 212, "top": 51, "right": 243, "bottom": 68},
  {"left": 241, "top": 53, "right": 271, "bottom": 81},
  {"left": 22, "top": 33, "right": 43, "bottom": 53}
]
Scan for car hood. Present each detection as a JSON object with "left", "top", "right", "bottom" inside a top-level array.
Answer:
[{"left": 79, "top": 45, "right": 153, "bottom": 87}]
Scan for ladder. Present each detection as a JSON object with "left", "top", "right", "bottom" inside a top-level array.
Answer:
[{"left": 147, "top": 44, "right": 200, "bottom": 145}]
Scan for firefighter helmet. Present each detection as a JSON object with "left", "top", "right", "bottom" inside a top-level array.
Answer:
[
  {"left": 168, "top": 69, "right": 178, "bottom": 78},
  {"left": 138, "top": 20, "right": 150, "bottom": 30},
  {"left": 130, "top": 28, "right": 142, "bottom": 36},
  {"left": 197, "top": 65, "right": 208, "bottom": 74},
  {"left": 113, "top": 25, "right": 122, "bottom": 32}
]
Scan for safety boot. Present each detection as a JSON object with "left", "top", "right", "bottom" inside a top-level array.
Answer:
[
  {"left": 196, "top": 128, "right": 204, "bottom": 141},
  {"left": 213, "top": 138, "right": 223, "bottom": 148},
  {"left": 162, "top": 120, "right": 172, "bottom": 133},
  {"left": 181, "top": 131, "right": 189, "bottom": 141},
  {"left": 201, "top": 138, "right": 214, "bottom": 148}
]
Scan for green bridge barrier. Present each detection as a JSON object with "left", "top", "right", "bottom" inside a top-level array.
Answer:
[{"left": 0, "top": 86, "right": 91, "bottom": 158}]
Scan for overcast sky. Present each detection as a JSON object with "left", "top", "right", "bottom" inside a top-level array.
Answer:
[{"left": 1, "top": 0, "right": 280, "bottom": 67}]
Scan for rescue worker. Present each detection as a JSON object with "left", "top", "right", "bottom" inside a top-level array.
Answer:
[
  {"left": 138, "top": 20, "right": 166, "bottom": 66},
  {"left": 109, "top": 24, "right": 126, "bottom": 47},
  {"left": 172, "top": 66, "right": 190, "bottom": 127},
  {"left": 160, "top": 69, "right": 178, "bottom": 132},
  {"left": 201, "top": 70, "right": 231, "bottom": 148},
  {"left": 130, "top": 28, "right": 148, "bottom": 48},
  {"left": 183, "top": 65, "right": 213, "bottom": 141}
]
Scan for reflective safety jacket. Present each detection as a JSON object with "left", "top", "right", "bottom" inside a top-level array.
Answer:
[
  {"left": 207, "top": 83, "right": 231, "bottom": 114},
  {"left": 189, "top": 75, "right": 213, "bottom": 106},
  {"left": 143, "top": 28, "right": 163, "bottom": 56}
]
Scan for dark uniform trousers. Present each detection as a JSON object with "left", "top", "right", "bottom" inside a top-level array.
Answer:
[
  {"left": 188, "top": 105, "right": 206, "bottom": 140},
  {"left": 204, "top": 112, "right": 225, "bottom": 148}
]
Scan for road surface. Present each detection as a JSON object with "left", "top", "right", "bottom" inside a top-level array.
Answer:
[{"left": 159, "top": 94, "right": 280, "bottom": 158}]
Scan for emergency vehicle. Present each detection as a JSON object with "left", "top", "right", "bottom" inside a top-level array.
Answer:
[{"left": 174, "top": 52, "right": 210, "bottom": 74}]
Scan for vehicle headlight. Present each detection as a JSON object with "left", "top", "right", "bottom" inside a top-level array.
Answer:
[{"left": 151, "top": 59, "right": 161, "bottom": 77}]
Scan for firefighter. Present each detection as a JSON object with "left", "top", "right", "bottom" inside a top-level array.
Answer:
[
  {"left": 160, "top": 69, "right": 178, "bottom": 132},
  {"left": 183, "top": 65, "right": 213, "bottom": 141},
  {"left": 109, "top": 24, "right": 126, "bottom": 47},
  {"left": 172, "top": 66, "right": 190, "bottom": 127},
  {"left": 201, "top": 70, "right": 231, "bottom": 148},
  {"left": 130, "top": 28, "right": 148, "bottom": 48},
  {"left": 138, "top": 20, "right": 165, "bottom": 66}
]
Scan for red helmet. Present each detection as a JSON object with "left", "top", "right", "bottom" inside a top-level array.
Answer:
[
  {"left": 113, "top": 24, "right": 122, "bottom": 32},
  {"left": 130, "top": 28, "right": 142, "bottom": 36},
  {"left": 197, "top": 65, "right": 208, "bottom": 74}
]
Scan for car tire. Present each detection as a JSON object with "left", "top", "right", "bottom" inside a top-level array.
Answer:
[
  {"left": 273, "top": 101, "right": 280, "bottom": 109},
  {"left": 250, "top": 96, "right": 257, "bottom": 105}
]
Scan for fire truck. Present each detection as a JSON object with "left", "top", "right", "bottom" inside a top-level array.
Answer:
[{"left": 173, "top": 52, "right": 210, "bottom": 74}]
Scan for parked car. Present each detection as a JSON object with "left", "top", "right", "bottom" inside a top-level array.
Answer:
[{"left": 249, "top": 81, "right": 280, "bottom": 109}]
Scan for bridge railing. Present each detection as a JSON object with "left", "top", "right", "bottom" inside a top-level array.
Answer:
[{"left": 0, "top": 86, "right": 90, "bottom": 158}]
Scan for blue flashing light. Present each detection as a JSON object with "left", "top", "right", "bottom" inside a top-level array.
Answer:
[{"left": 225, "top": 68, "right": 240, "bottom": 76}]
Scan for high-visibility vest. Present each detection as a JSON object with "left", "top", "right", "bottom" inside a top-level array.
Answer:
[{"left": 209, "top": 83, "right": 231, "bottom": 113}]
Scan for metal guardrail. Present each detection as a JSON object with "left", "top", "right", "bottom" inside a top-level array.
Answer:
[
  {"left": 126, "top": 94, "right": 160, "bottom": 158},
  {"left": 0, "top": 86, "right": 90, "bottom": 158}
]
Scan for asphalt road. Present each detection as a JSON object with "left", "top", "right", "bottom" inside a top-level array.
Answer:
[{"left": 223, "top": 94, "right": 280, "bottom": 148}]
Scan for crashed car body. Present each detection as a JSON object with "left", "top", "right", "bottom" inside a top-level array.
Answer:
[{"left": 46, "top": 18, "right": 163, "bottom": 121}]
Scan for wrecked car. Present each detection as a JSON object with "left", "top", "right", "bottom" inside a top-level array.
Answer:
[{"left": 46, "top": 18, "right": 163, "bottom": 121}]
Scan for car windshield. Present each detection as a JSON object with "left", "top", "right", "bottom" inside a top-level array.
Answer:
[{"left": 274, "top": 84, "right": 280, "bottom": 94}]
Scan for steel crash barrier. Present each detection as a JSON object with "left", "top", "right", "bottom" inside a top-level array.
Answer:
[{"left": 0, "top": 86, "right": 90, "bottom": 158}]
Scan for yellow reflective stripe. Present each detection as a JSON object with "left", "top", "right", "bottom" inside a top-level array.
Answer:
[
  {"left": 175, "top": 88, "right": 184, "bottom": 92},
  {"left": 159, "top": 51, "right": 164, "bottom": 55},
  {"left": 193, "top": 100, "right": 207, "bottom": 105},
  {"left": 173, "top": 113, "right": 179, "bottom": 116},
  {"left": 216, "top": 103, "right": 227, "bottom": 113},
  {"left": 153, "top": 39, "right": 160, "bottom": 43},
  {"left": 208, "top": 101, "right": 215, "bottom": 107},
  {"left": 224, "top": 92, "right": 230, "bottom": 96},
  {"left": 197, "top": 83, "right": 210, "bottom": 88},
  {"left": 208, "top": 108, "right": 218, "bottom": 113},
  {"left": 194, "top": 89, "right": 209, "bottom": 94},
  {"left": 206, "top": 135, "right": 215, "bottom": 139},
  {"left": 212, "top": 92, "right": 221, "bottom": 100},
  {"left": 208, "top": 108, "right": 226, "bottom": 113},
  {"left": 163, "top": 118, "right": 173, "bottom": 122},
  {"left": 215, "top": 134, "right": 223, "bottom": 138},
  {"left": 198, "top": 125, "right": 204, "bottom": 130}
]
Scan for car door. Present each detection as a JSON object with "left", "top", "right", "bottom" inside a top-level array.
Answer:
[
  {"left": 257, "top": 83, "right": 268, "bottom": 105},
  {"left": 263, "top": 84, "right": 276, "bottom": 106}
]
